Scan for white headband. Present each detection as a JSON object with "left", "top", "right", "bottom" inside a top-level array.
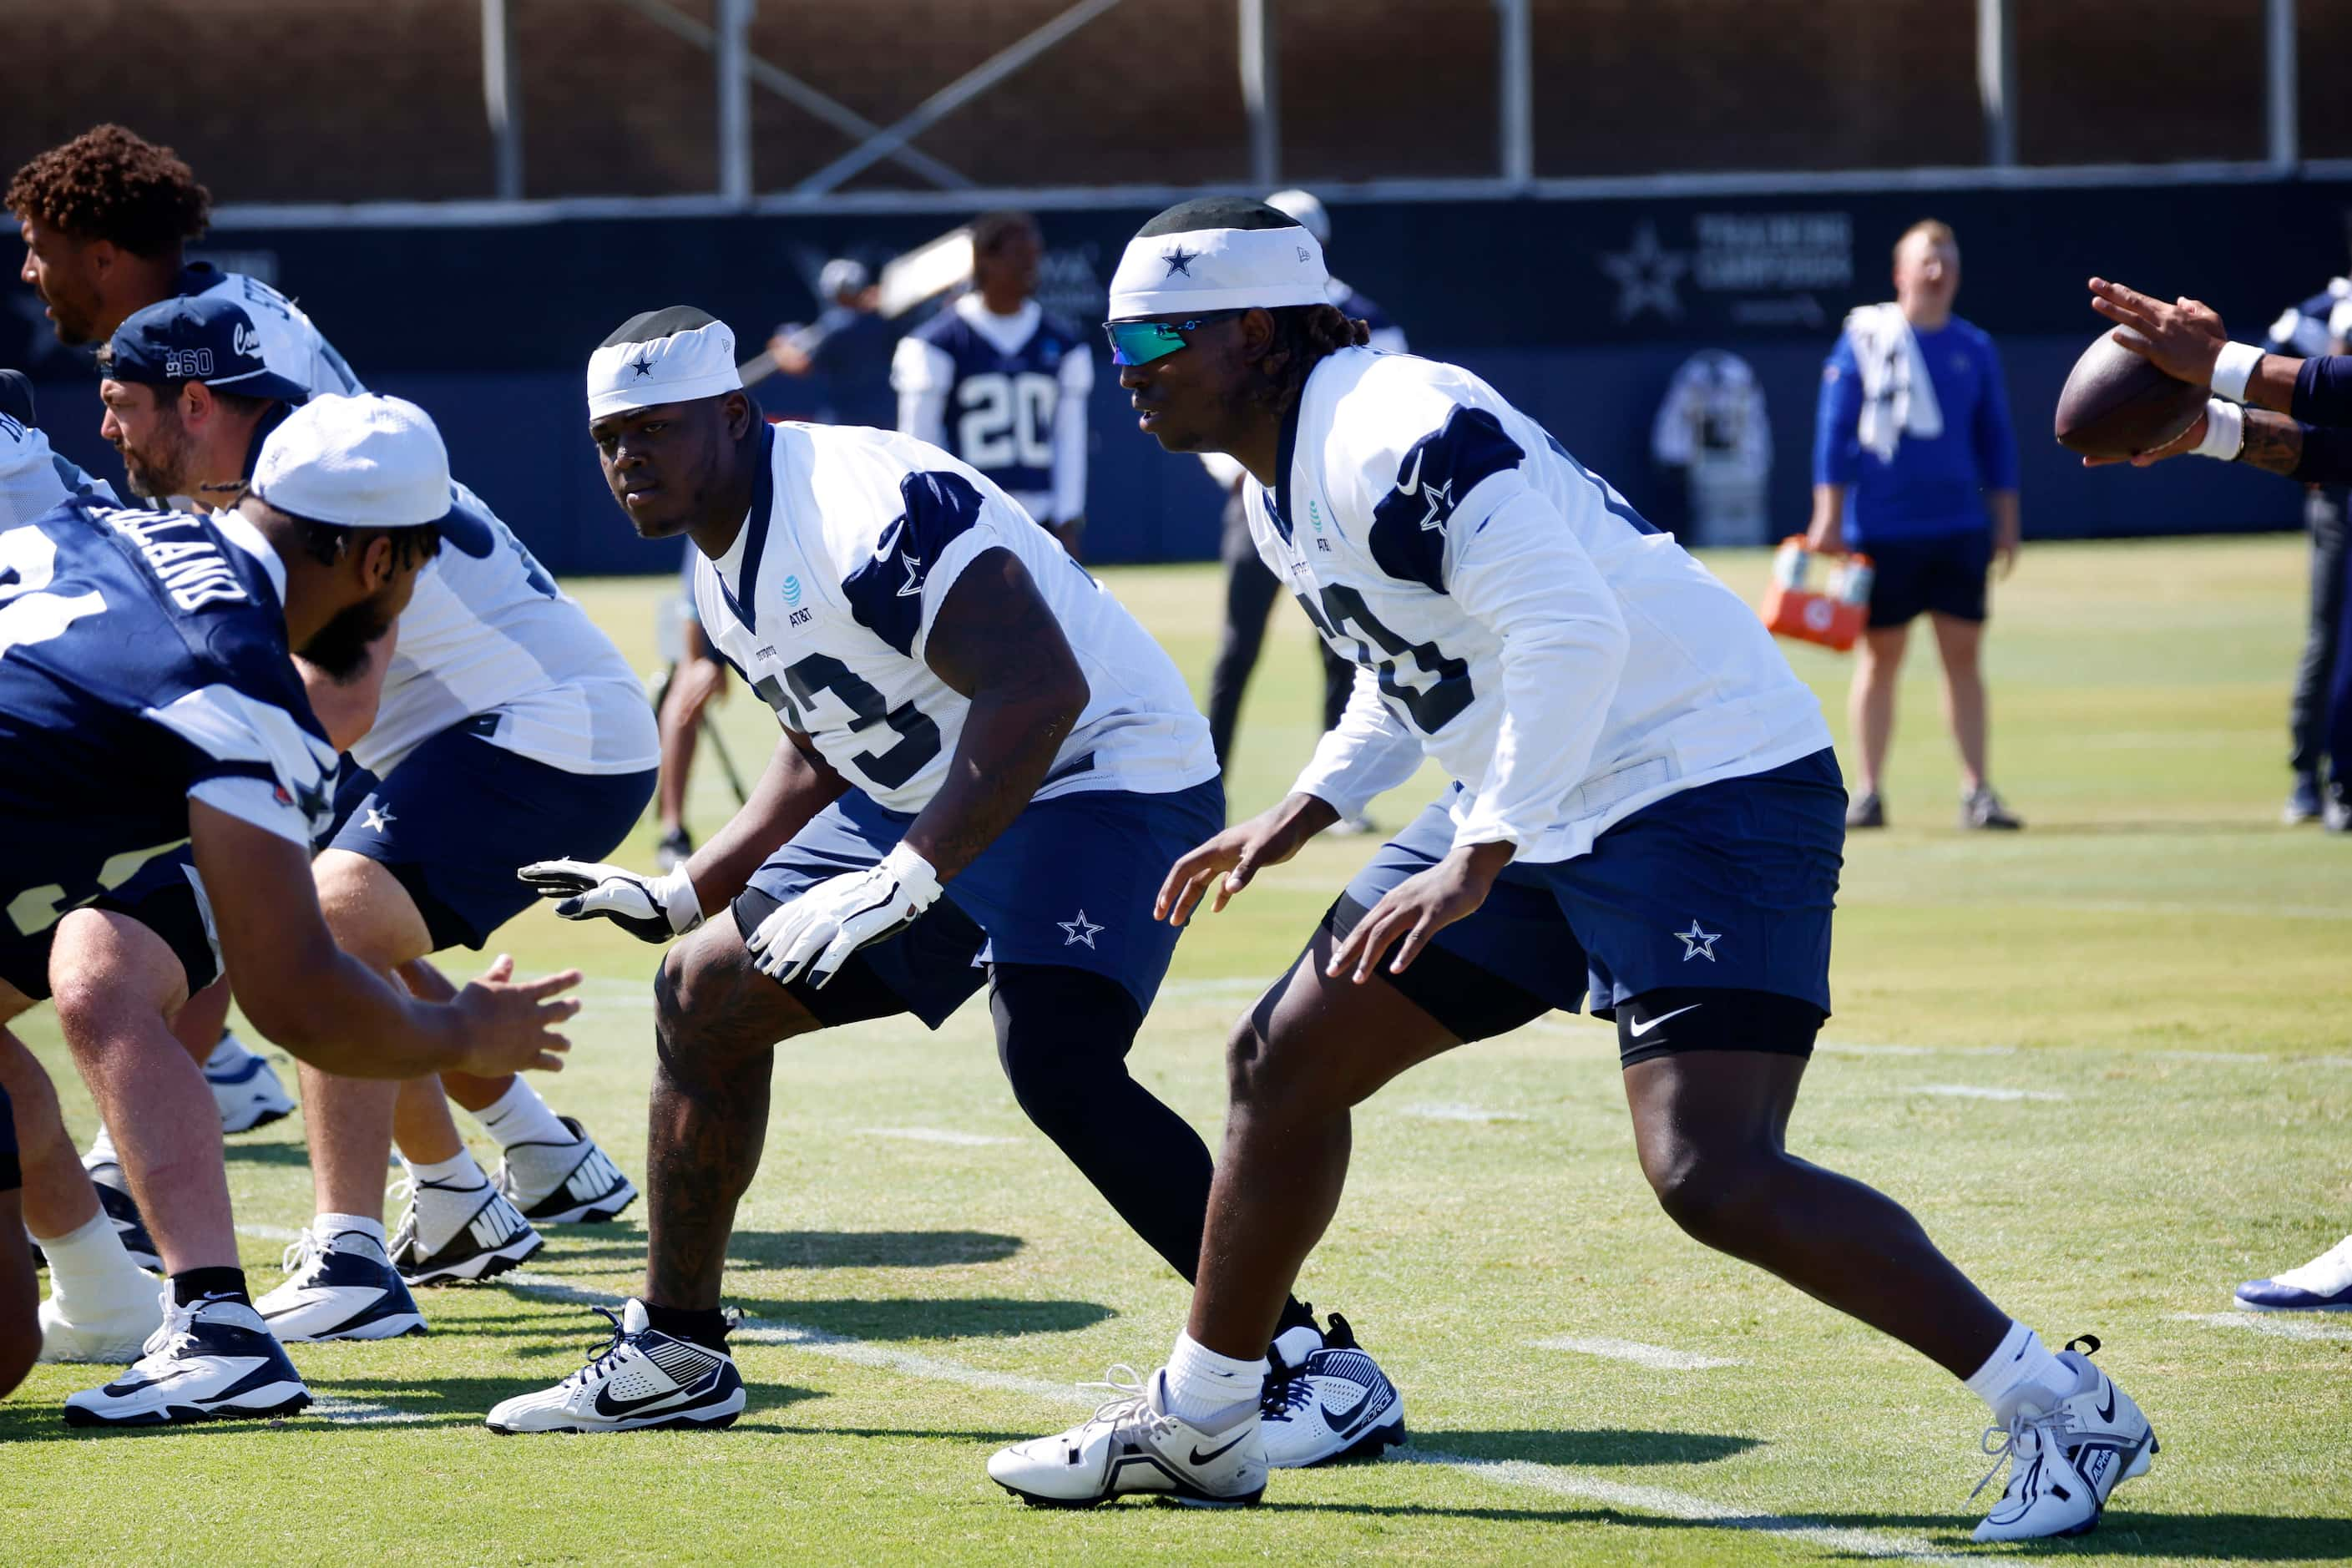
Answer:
[
  {"left": 1108, "top": 225, "right": 1331, "bottom": 320},
  {"left": 586, "top": 319, "right": 741, "bottom": 417}
]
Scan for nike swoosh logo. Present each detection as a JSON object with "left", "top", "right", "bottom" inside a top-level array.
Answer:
[
  {"left": 1188, "top": 1430, "right": 1252, "bottom": 1466},
  {"left": 593, "top": 1366, "right": 718, "bottom": 1419},
  {"left": 1396, "top": 448, "right": 1425, "bottom": 496},
  {"left": 1628, "top": 1004, "right": 1703, "bottom": 1039},
  {"left": 1319, "top": 1386, "right": 1380, "bottom": 1432},
  {"left": 2096, "top": 1383, "right": 2116, "bottom": 1424}
]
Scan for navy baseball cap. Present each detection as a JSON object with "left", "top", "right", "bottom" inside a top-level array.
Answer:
[{"left": 100, "top": 295, "right": 312, "bottom": 406}]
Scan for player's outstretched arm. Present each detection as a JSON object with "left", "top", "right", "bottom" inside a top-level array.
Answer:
[
  {"left": 1156, "top": 791, "right": 1340, "bottom": 927},
  {"left": 193, "top": 801, "right": 580, "bottom": 1079}
]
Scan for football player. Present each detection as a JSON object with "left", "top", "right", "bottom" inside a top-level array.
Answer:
[
  {"left": 0, "top": 393, "right": 580, "bottom": 1424},
  {"left": 484, "top": 309, "right": 1399, "bottom": 1467},
  {"left": 994, "top": 200, "right": 2157, "bottom": 1542},
  {"left": 893, "top": 212, "right": 1092, "bottom": 556},
  {"left": 9, "top": 126, "right": 652, "bottom": 1355}
]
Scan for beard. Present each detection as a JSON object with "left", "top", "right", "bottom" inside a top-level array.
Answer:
[
  {"left": 119, "top": 420, "right": 199, "bottom": 502},
  {"left": 297, "top": 592, "right": 399, "bottom": 681}
]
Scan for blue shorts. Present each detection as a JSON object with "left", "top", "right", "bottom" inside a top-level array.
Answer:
[
  {"left": 326, "top": 722, "right": 656, "bottom": 952},
  {"left": 1860, "top": 528, "right": 1991, "bottom": 628},
  {"left": 1335, "top": 749, "right": 1844, "bottom": 1035},
  {"left": 736, "top": 778, "right": 1224, "bottom": 1028},
  {"left": 0, "top": 848, "right": 219, "bottom": 1004}
]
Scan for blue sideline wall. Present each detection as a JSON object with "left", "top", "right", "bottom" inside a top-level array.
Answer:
[{"left": 13, "top": 180, "right": 2344, "bottom": 574}]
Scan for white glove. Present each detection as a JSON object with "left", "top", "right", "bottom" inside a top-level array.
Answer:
[
  {"left": 517, "top": 858, "right": 704, "bottom": 943},
  {"left": 743, "top": 842, "right": 941, "bottom": 988}
]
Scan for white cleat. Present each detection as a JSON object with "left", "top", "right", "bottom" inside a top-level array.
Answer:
[
  {"left": 2234, "top": 1235, "right": 2352, "bottom": 1312},
  {"left": 989, "top": 1367, "right": 1267, "bottom": 1508},
  {"left": 390, "top": 1178, "right": 543, "bottom": 1287},
  {"left": 1972, "top": 1336, "right": 2157, "bottom": 1542},
  {"left": 1260, "top": 1312, "right": 1406, "bottom": 1468},
  {"left": 492, "top": 1116, "right": 639, "bottom": 1225},
  {"left": 255, "top": 1229, "right": 428, "bottom": 1343},
  {"left": 485, "top": 1300, "right": 745, "bottom": 1434},
  {"left": 205, "top": 1032, "right": 296, "bottom": 1136},
  {"left": 38, "top": 1290, "right": 163, "bottom": 1365},
  {"left": 62, "top": 1290, "right": 311, "bottom": 1428}
]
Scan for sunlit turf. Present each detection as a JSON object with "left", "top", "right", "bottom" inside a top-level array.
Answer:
[{"left": 3, "top": 536, "right": 2345, "bottom": 1565}]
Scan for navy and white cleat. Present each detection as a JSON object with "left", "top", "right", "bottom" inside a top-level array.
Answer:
[
  {"left": 1260, "top": 1312, "right": 1406, "bottom": 1468},
  {"left": 989, "top": 1367, "right": 1267, "bottom": 1508},
  {"left": 62, "top": 1291, "right": 311, "bottom": 1428},
  {"left": 492, "top": 1116, "right": 638, "bottom": 1225},
  {"left": 390, "top": 1179, "right": 543, "bottom": 1287},
  {"left": 485, "top": 1300, "right": 745, "bottom": 1434},
  {"left": 1972, "top": 1336, "right": 2157, "bottom": 1542},
  {"left": 2234, "top": 1236, "right": 2352, "bottom": 1312},
  {"left": 205, "top": 1032, "right": 296, "bottom": 1135},
  {"left": 83, "top": 1158, "right": 162, "bottom": 1274},
  {"left": 255, "top": 1229, "right": 428, "bottom": 1342}
]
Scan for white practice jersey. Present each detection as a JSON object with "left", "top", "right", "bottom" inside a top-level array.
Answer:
[
  {"left": 693, "top": 422, "right": 1215, "bottom": 813},
  {"left": 1252, "top": 348, "right": 1830, "bottom": 864},
  {"left": 203, "top": 269, "right": 655, "bottom": 779},
  {"left": 0, "top": 411, "right": 115, "bottom": 524}
]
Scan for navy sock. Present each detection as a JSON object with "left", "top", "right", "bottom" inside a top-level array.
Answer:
[
  {"left": 171, "top": 1267, "right": 250, "bottom": 1308},
  {"left": 643, "top": 1302, "right": 731, "bottom": 1351}
]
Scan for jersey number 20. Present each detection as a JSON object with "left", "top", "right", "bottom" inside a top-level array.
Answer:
[{"left": 956, "top": 372, "right": 1056, "bottom": 472}]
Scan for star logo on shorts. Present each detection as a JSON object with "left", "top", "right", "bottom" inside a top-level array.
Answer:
[
  {"left": 627, "top": 352, "right": 655, "bottom": 379},
  {"left": 896, "top": 551, "right": 924, "bottom": 598},
  {"left": 1059, "top": 909, "right": 1103, "bottom": 948},
  {"left": 1674, "top": 919, "right": 1720, "bottom": 962},
  {"left": 1417, "top": 476, "right": 1454, "bottom": 532},
  {"left": 1161, "top": 244, "right": 1198, "bottom": 278},
  {"left": 362, "top": 804, "right": 397, "bottom": 835}
]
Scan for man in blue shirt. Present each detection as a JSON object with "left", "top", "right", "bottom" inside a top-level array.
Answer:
[{"left": 1808, "top": 220, "right": 2023, "bottom": 831}]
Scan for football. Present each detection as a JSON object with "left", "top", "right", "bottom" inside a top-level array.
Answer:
[{"left": 2053, "top": 331, "right": 2208, "bottom": 458}]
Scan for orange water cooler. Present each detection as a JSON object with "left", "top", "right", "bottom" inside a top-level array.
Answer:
[{"left": 1760, "top": 539, "right": 1874, "bottom": 654}]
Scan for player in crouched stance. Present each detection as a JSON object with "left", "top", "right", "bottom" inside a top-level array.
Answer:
[
  {"left": 483, "top": 308, "right": 1397, "bottom": 1453},
  {"left": 994, "top": 200, "right": 2156, "bottom": 1539}
]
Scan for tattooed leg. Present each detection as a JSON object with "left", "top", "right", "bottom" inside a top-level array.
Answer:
[{"left": 645, "top": 912, "right": 822, "bottom": 1310}]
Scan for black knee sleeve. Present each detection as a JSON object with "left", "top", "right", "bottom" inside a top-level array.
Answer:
[{"left": 991, "top": 965, "right": 1144, "bottom": 1135}]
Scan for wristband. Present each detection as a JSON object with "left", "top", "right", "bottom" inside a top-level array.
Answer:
[
  {"left": 2190, "top": 399, "right": 2244, "bottom": 463},
  {"left": 2211, "top": 341, "right": 2264, "bottom": 402},
  {"left": 655, "top": 866, "right": 706, "bottom": 934}
]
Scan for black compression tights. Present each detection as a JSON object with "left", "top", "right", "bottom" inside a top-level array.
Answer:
[{"left": 989, "top": 964, "right": 1314, "bottom": 1342}]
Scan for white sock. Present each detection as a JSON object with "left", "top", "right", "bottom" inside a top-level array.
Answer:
[
  {"left": 404, "top": 1151, "right": 488, "bottom": 1190},
  {"left": 312, "top": 1211, "right": 387, "bottom": 1247},
  {"left": 1964, "top": 1321, "right": 2077, "bottom": 1424},
  {"left": 203, "top": 1032, "right": 250, "bottom": 1070},
  {"left": 83, "top": 1121, "right": 119, "bottom": 1168},
  {"left": 468, "top": 1078, "right": 569, "bottom": 1152},
  {"left": 33, "top": 1208, "right": 154, "bottom": 1317},
  {"left": 1159, "top": 1331, "right": 1267, "bottom": 1431},
  {"left": 1272, "top": 1322, "right": 1323, "bottom": 1368}
]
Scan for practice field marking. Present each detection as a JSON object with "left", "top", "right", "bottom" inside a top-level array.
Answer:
[
  {"left": 311, "top": 1397, "right": 435, "bottom": 1425},
  {"left": 857, "top": 1127, "right": 1019, "bottom": 1146},
  {"left": 236, "top": 1222, "right": 301, "bottom": 1245},
  {"left": 1911, "top": 1085, "right": 2066, "bottom": 1102},
  {"left": 2175, "top": 1311, "right": 2352, "bottom": 1342},
  {"left": 1397, "top": 1102, "right": 1527, "bottom": 1123},
  {"left": 1531, "top": 1335, "right": 1742, "bottom": 1371}
]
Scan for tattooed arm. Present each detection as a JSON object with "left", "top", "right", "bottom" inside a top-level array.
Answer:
[{"left": 900, "top": 547, "right": 1089, "bottom": 880}]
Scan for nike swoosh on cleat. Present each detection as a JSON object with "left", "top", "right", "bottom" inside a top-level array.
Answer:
[
  {"left": 593, "top": 1372, "right": 716, "bottom": 1420},
  {"left": 1189, "top": 1430, "right": 1252, "bottom": 1466},
  {"left": 1628, "top": 1004, "right": 1702, "bottom": 1039},
  {"left": 2095, "top": 1383, "right": 2116, "bottom": 1424}
]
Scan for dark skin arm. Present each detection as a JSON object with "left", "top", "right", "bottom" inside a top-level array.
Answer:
[
  {"left": 680, "top": 731, "right": 850, "bottom": 913},
  {"left": 2086, "top": 404, "right": 2305, "bottom": 476},
  {"left": 899, "top": 547, "right": 1089, "bottom": 879}
]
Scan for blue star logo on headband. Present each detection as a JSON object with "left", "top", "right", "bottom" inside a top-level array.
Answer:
[
  {"left": 1161, "top": 244, "right": 1198, "bottom": 279},
  {"left": 628, "top": 352, "right": 656, "bottom": 378}
]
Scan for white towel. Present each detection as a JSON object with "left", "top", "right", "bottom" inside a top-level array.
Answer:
[{"left": 1844, "top": 302, "right": 1942, "bottom": 463}]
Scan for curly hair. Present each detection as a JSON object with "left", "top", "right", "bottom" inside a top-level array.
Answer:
[
  {"left": 6, "top": 124, "right": 210, "bottom": 256},
  {"left": 1252, "top": 303, "right": 1370, "bottom": 410}
]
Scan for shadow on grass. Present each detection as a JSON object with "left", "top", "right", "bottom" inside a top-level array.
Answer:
[
  {"left": 220, "top": 1141, "right": 316, "bottom": 1167},
  {"left": 1421, "top": 1428, "right": 1761, "bottom": 1468},
  {"left": 534, "top": 1230, "right": 1024, "bottom": 1272},
  {"left": 731, "top": 1295, "right": 1115, "bottom": 1341}
]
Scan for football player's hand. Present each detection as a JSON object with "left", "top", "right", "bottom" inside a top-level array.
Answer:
[
  {"left": 451, "top": 953, "right": 583, "bottom": 1075},
  {"left": 517, "top": 859, "right": 703, "bottom": 943},
  {"left": 2080, "top": 410, "right": 2206, "bottom": 469},
  {"left": 743, "top": 843, "right": 940, "bottom": 989},
  {"left": 2088, "top": 278, "right": 2228, "bottom": 387},
  {"left": 1327, "top": 842, "right": 1513, "bottom": 984},
  {"left": 1156, "top": 793, "right": 1338, "bottom": 926}
]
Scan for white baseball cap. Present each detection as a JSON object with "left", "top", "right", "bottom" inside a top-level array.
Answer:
[
  {"left": 250, "top": 392, "right": 494, "bottom": 558},
  {"left": 1263, "top": 189, "right": 1331, "bottom": 248},
  {"left": 1108, "top": 197, "right": 1331, "bottom": 321}
]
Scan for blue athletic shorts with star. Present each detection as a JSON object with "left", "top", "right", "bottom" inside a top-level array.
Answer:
[
  {"left": 1327, "top": 749, "right": 1844, "bottom": 1064},
  {"left": 322, "top": 721, "right": 656, "bottom": 953},
  {"left": 733, "top": 777, "right": 1224, "bottom": 1028}
]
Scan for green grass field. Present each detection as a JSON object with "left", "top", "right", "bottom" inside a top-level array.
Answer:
[{"left": 3, "top": 537, "right": 2348, "bottom": 1565}]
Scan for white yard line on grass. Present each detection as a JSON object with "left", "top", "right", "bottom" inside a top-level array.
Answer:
[
  {"left": 310, "top": 1396, "right": 436, "bottom": 1425},
  {"left": 2175, "top": 1311, "right": 2352, "bottom": 1342},
  {"left": 1911, "top": 1085, "right": 2065, "bottom": 1102},
  {"left": 857, "top": 1127, "right": 1019, "bottom": 1146},
  {"left": 236, "top": 1222, "right": 301, "bottom": 1244},
  {"left": 1531, "top": 1335, "right": 1742, "bottom": 1371}
]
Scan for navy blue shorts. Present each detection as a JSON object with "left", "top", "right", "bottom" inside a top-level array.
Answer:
[
  {"left": 1333, "top": 749, "right": 1844, "bottom": 1043},
  {"left": 0, "top": 848, "right": 220, "bottom": 1004},
  {"left": 1860, "top": 529, "right": 1990, "bottom": 628},
  {"left": 736, "top": 778, "right": 1224, "bottom": 1027},
  {"left": 325, "top": 724, "right": 656, "bottom": 952}
]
